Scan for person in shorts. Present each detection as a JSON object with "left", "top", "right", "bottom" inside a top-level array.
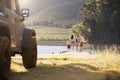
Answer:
[
  {"left": 80, "top": 34, "right": 84, "bottom": 51},
  {"left": 66, "top": 38, "right": 71, "bottom": 52},
  {"left": 75, "top": 38, "right": 79, "bottom": 52}
]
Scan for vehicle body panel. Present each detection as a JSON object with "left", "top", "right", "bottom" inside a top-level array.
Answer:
[{"left": 0, "top": 0, "right": 24, "bottom": 52}]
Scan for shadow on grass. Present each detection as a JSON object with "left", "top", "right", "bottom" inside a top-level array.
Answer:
[
  {"left": 105, "top": 71, "right": 120, "bottom": 80},
  {"left": 10, "top": 60, "right": 120, "bottom": 80},
  {"left": 12, "top": 60, "right": 23, "bottom": 66}
]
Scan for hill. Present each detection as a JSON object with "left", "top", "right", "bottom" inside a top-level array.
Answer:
[{"left": 24, "top": 0, "right": 86, "bottom": 28}]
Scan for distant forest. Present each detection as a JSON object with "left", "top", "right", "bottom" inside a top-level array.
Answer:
[{"left": 71, "top": 0, "right": 120, "bottom": 46}]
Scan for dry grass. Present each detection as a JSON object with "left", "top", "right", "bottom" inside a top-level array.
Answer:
[
  {"left": 34, "top": 26, "right": 70, "bottom": 41},
  {"left": 10, "top": 51, "right": 120, "bottom": 80}
]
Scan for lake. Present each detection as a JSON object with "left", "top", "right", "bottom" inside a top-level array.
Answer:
[
  {"left": 37, "top": 46, "right": 98, "bottom": 54},
  {"left": 37, "top": 46, "right": 67, "bottom": 54}
]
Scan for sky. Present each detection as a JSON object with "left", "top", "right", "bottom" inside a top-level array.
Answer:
[
  {"left": 19, "top": 0, "right": 84, "bottom": 16},
  {"left": 19, "top": 0, "right": 65, "bottom": 15},
  {"left": 19, "top": 0, "right": 40, "bottom": 15}
]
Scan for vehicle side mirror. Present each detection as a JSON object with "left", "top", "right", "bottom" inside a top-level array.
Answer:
[
  {"left": 21, "top": 9, "right": 29, "bottom": 21},
  {"left": 21, "top": 9, "right": 29, "bottom": 17}
]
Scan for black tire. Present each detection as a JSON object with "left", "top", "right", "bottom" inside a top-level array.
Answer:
[
  {"left": 0, "top": 37, "right": 11, "bottom": 80},
  {"left": 22, "top": 37, "right": 37, "bottom": 69}
]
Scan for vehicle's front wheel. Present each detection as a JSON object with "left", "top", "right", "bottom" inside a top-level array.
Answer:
[
  {"left": 0, "top": 37, "right": 11, "bottom": 80},
  {"left": 22, "top": 37, "right": 37, "bottom": 69}
]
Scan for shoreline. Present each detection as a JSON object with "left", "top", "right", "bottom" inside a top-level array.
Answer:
[
  {"left": 13, "top": 52, "right": 97, "bottom": 59},
  {"left": 38, "top": 52, "right": 97, "bottom": 59}
]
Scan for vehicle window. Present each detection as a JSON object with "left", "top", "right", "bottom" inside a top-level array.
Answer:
[
  {"left": 0, "top": 0, "right": 2, "bottom": 6},
  {"left": 13, "top": 0, "right": 20, "bottom": 15},
  {"left": 5, "top": 0, "right": 11, "bottom": 9},
  {"left": 0, "top": 0, "right": 2, "bottom": 10},
  {"left": 13, "top": 0, "right": 16, "bottom": 10}
]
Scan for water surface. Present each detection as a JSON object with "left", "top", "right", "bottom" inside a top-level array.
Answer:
[
  {"left": 37, "top": 46, "right": 67, "bottom": 54},
  {"left": 37, "top": 46, "right": 97, "bottom": 54}
]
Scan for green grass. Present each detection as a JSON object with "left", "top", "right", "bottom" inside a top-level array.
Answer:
[{"left": 33, "top": 26, "right": 71, "bottom": 40}]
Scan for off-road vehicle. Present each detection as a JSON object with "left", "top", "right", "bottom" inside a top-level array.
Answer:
[{"left": 0, "top": 0, "right": 37, "bottom": 80}]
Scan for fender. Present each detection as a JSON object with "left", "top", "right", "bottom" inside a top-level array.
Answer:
[{"left": 21, "top": 28, "right": 34, "bottom": 48}]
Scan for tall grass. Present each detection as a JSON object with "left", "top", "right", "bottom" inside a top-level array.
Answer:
[{"left": 96, "top": 46, "right": 120, "bottom": 80}]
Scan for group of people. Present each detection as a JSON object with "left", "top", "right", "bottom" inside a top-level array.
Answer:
[{"left": 66, "top": 34, "right": 85, "bottom": 52}]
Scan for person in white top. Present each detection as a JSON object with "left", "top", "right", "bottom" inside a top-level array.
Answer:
[
  {"left": 80, "top": 34, "right": 85, "bottom": 51},
  {"left": 70, "top": 35, "right": 75, "bottom": 51}
]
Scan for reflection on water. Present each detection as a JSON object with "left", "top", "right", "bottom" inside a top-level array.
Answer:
[
  {"left": 37, "top": 46, "right": 97, "bottom": 54},
  {"left": 37, "top": 46, "right": 67, "bottom": 54}
]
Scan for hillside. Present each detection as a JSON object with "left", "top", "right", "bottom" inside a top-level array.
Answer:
[
  {"left": 24, "top": 0, "right": 85, "bottom": 28},
  {"left": 33, "top": 26, "right": 70, "bottom": 41}
]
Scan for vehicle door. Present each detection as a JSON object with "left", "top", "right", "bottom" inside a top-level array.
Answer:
[{"left": 11, "top": 0, "right": 24, "bottom": 49}]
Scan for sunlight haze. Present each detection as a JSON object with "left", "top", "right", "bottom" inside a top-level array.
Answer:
[{"left": 19, "top": 0, "right": 28, "bottom": 5}]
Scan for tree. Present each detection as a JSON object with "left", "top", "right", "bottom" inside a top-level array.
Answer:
[
  {"left": 80, "top": 0, "right": 120, "bottom": 45},
  {"left": 70, "top": 22, "right": 90, "bottom": 40}
]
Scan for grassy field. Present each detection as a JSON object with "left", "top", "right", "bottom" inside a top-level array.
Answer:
[
  {"left": 37, "top": 40, "right": 66, "bottom": 46},
  {"left": 10, "top": 52, "right": 120, "bottom": 80},
  {"left": 33, "top": 26, "right": 70, "bottom": 41}
]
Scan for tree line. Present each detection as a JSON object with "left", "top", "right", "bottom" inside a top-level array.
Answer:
[{"left": 71, "top": 0, "right": 120, "bottom": 46}]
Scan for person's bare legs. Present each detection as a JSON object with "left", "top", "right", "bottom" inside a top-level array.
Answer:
[
  {"left": 71, "top": 45, "right": 74, "bottom": 51},
  {"left": 80, "top": 46, "right": 82, "bottom": 51}
]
